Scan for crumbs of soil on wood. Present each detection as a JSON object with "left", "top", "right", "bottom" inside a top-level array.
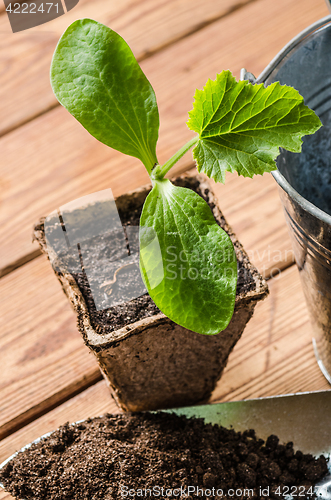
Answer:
[{"left": 0, "top": 413, "right": 328, "bottom": 500}]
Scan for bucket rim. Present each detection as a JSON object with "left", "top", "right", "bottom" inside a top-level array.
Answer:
[
  {"left": 272, "top": 169, "right": 331, "bottom": 226},
  {"left": 256, "top": 16, "right": 331, "bottom": 84},
  {"left": 255, "top": 15, "right": 331, "bottom": 226}
]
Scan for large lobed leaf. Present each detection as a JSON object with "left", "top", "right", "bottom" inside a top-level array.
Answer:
[
  {"left": 187, "top": 71, "right": 322, "bottom": 183},
  {"left": 139, "top": 179, "right": 237, "bottom": 335},
  {"left": 51, "top": 19, "right": 159, "bottom": 173}
]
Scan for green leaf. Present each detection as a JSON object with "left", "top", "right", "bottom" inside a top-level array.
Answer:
[
  {"left": 139, "top": 179, "right": 237, "bottom": 335},
  {"left": 50, "top": 19, "right": 159, "bottom": 173},
  {"left": 187, "top": 70, "right": 322, "bottom": 183}
]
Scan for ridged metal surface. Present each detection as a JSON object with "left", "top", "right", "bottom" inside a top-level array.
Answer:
[{"left": 253, "top": 18, "right": 331, "bottom": 384}]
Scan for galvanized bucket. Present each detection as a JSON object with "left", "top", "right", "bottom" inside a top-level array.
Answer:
[{"left": 242, "top": 14, "right": 331, "bottom": 384}]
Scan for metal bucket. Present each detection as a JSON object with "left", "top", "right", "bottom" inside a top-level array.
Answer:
[{"left": 242, "top": 15, "right": 331, "bottom": 384}]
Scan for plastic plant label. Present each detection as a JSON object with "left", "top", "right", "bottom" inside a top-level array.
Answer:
[{"left": 44, "top": 189, "right": 163, "bottom": 311}]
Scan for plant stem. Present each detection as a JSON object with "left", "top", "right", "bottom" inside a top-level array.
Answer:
[{"left": 151, "top": 136, "right": 199, "bottom": 180}]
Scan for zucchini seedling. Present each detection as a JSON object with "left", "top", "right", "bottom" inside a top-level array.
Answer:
[{"left": 50, "top": 19, "right": 321, "bottom": 335}]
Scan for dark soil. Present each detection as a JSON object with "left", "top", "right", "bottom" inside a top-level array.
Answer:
[
  {"left": 40, "top": 177, "right": 258, "bottom": 334},
  {"left": 0, "top": 413, "right": 328, "bottom": 500}
]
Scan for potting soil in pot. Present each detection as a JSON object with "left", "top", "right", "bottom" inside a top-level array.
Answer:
[
  {"left": 39, "top": 176, "right": 258, "bottom": 335},
  {"left": 0, "top": 412, "right": 328, "bottom": 500}
]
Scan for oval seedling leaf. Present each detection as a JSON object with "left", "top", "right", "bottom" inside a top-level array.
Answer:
[
  {"left": 139, "top": 179, "right": 237, "bottom": 335},
  {"left": 51, "top": 19, "right": 159, "bottom": 173}
]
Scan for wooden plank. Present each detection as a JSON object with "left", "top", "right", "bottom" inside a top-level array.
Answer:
[
  {"left": 0, "top": 185, "right": 259, "bottom": 436},
  {"left": 0, "top": 0, "right": 256, "bottom": 136},
  {"left": 0, "top": 383, "right": 121, "bottom": 500},
  {"left": 0, "top": 173, "right": 292, "bottom": 437},
  {"left": 0, "top": 492, "right": 14, "bottom": 500},
  {"left": 0, "top": 246, "right": 329, "bottom": 450},
  {"left": 0, "top": 381, "right": 121, "bottom": 465},
  {"left": 0, "top": 265, "right": 329, "bottom": 480},
  {"left": 0, "top": 256, "right": 102, "bottom": 441},
  {"left": 0, "top": 0, "right": 327, "bottom": 277},
  {"left": 210, "top": 173, "right": 295, "bottom": 279}
]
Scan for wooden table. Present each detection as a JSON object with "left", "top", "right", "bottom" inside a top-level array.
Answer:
[{"left": 0, "top": 0, "right": 330, "bottom": 497}]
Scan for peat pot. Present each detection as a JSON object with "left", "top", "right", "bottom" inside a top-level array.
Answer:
[
  {"left": 243, "top": 16, "right": 331, "bottom": 383},
  {"left": 34, "top": 173, "right": 268, "bottom": 411}
]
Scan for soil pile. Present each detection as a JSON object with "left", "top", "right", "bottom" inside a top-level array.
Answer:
[{"left": 0, "top": 412, "right": 328, "bottom": 499}]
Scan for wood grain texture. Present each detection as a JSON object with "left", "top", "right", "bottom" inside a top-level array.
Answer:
[
  {"left": 0, "top": 0, "right": 256, "bottom": 136},
  {"left": 0, "top": 382, "right": 121, "bottom": 464},
  {"left": 0, "top": 0, "right": 327, "bottom": 276},
  {"left": 0, "top": 256, "right": 102, "bottom": 440},
  {"left": 0, "top": 1, "right": 329, "bottom": 498},
  {"left": 0, "top": 492, "right": 13, "bottom": 500},
  {"left": 0, "top": 265, "right": 329, "bottom": 483},
  {"left": 211, "top": 265, "right": 330, "bottom": 403},
  {"left": 210, "top": 173, "right": 295, "bottom": 279},
  {"left": 0, "top": 252, "right": 329, "bottom": 456},
  {"left": 0, "top": 382, "right": 122, "bottom": 499},
  {"left": 0, "top": 168, "right": 280, "bottom": 438}
]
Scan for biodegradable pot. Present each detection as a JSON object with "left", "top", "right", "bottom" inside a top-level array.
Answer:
[{"left": 34, "top": 173, "right": 268, "bottom": 412}]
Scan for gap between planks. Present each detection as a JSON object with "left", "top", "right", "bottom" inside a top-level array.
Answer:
[
  {"left": 0, "top": 249, "right": 42, "bottom": 279},
  {"left": 0, "top": 168, "right": 298, "bottom": 445},
  {"left": 0, "top": 264, "right": 329, "bottom": 470},
  {"left": 0, "top": 252, "right": 296, "bottom": 444},
  {"left": 2, "top": 2, "right": 328, "bottom": 448},
  {"left": 0, "top": 0, "right": 259, "bottom": 138},
  {"left": 0, "top": 0, "right": 269, "bottom": 277},
  {"left": 0, "top": 369, "right": 102, "bottom": 442},
  {"left": 2, "top": 0, "right": 326, "bottom": 276},
  {"left": 0, "top": 162, "right": 295, "bottom": 280},
  {"left": 0, "top": 161, "right": 296, "bottom": 441}
]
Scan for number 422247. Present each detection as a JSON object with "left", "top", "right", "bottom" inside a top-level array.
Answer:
[{"left": 6, "top": 3, "right": 60, "bottom": 14}]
